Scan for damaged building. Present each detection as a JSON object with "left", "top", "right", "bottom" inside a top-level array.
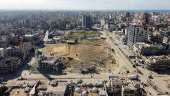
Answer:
[{"left": 35, "top": 49, "right": 63, "bottom": 71}]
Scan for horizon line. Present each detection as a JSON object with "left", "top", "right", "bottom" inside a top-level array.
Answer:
[{"left": 0, "top": 9, "right": 170, "bottom": 11}]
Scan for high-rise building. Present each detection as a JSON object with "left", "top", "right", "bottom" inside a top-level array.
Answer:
[
  {"left": 82, "top": 15, "right": 92, "bottom": 29},
  {"left": 127, "top": 23, "right": 150, "bottom": 47}
]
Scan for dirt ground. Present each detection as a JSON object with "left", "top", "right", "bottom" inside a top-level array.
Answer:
[
  {"left": 41, "top": 44, "right": 79, "bottom": 58},
  {"left": 41, "top": 40, "right": 118, "bottom": 73}
]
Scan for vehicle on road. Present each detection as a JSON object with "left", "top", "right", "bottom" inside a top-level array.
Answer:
[
  {"left": 128, "top": 75, "right": 137, "bottom": 79},
  {"left": 125, "top": 71, "right": 129, "bottom": 74}
]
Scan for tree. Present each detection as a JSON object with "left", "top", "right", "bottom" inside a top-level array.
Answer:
[
  {"left": 48, "top": 34, "right": 53, "bottom": 39},
  {"left": 150, "top": 35, "right": 163, "bottom": 44},
  {"left": 0, "top": 86, "right": 8, "bottom": 95},
  {"left": 89, "top": 66, "right": 96, "bottom": 73}
]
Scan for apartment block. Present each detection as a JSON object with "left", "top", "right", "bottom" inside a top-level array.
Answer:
[
  {"left": 127, "top": 23, "right": 150, "bottom": 47},
  {"left": 35, "top": 49, "right": 62, "bottom": 71},
  {"left": 0, "top": 57, "right": 21, "bottom": 73},
  {"left": 5, "top": 47, "right": 24, "bottom": 58},
  {"left": 82, "top": 15, "right": 92, "bottom": 29},
  {"left": 24, "top": 33, "right": 40, "bottom": 45},
  {"left": 0, "top": 36, "right": 10, "bottom": 48},
  {"left": 142, "top": 55, "right": 170, "bottom": 70},
  {"left": 10, "top": 35, "right": 23, "bottom": 45}
]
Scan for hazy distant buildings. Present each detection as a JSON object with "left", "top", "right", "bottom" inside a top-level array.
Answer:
[
  {"left": 82, "top": 15, "right": 92, "bottom": 29},
  {"left": 0, "top": 36, "right": 10, "bottom": 48},
  {"left": 140, "top": 12, "right": 151, "bottom": 25}
]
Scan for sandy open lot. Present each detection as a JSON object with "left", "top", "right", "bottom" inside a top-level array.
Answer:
[{"left": 41, "top": 39, "right": 118, "bottom": 73}]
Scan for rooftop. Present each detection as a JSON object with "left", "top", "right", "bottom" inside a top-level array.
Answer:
[
  {"left": 25, "top": 34, "right": 33, "bottom": 37},
  {"left": 46, "top": 39, "right": 53, "bottom": 42},
  {"left": 41, "top": 56, "right": 60, "bottom": 64},
  {"left": 0, "top": 57, "right": 19, "bottom": 63},
  {"left": 10, "top": 88, "right": 29, "bottom": 96},
  {"left": 0, "top": 48, "right": 4, "bottom": 51}
]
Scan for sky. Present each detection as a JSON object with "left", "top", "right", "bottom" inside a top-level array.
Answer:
[{"left": 0, "top": 0, "right": 170, "bottom": 10}]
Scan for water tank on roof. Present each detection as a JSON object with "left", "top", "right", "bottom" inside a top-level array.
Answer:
[
  {"left": 93, "top": 87, "right": 98, "bottom": 93},
  {"left": 75, "top": 87, "right": 81, "bottom": 93}
]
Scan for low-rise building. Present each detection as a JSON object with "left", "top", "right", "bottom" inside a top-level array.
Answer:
[
  {"left": 106, "top": 76, "right": 124, "bottom": 94},
  {"left": 66, "top": 39, "right": 76, "bottom": 44},
  {"left": 39, "top": 56, "right": 61, "bottom": 71},
  {"left": 35, "top": 49, "right": 62, "bottom": 71},
  {"left": 20, "top": 42, "right": 33, "bottom": 58},
  {"left": 104, "top": 24, "right": 116, "bottom": 32},
  {"left": 53, "top": 37, "right": 61, "bottom": 43},
  {"left": 5, "top": 47, "right": 24, "bottom": 58},
  {"left": 134, "top": 42, "right": 163, "bottom": 56},
  {"left": 24, "top": 33, "right": 40, "bottom": 45},
  {"left": 120, "top": 36, "right": 127, "bottom": 44},
  {"left": 0, "top": 36, "right": 10, "bottom": 48},
  {"left": 143, "top": 55, "right": 170, "bottom": 70},
  {"left": 113, "top": 31, "right": 124, "bottom": 36},
  {"left": 11, "top": 35, "right": 23, "bottom": 45},
  {"left": 20, "top": 42, "right": 33, "bottom": 53},
  {"left": 0, "top": 57, "right": 21, "bottom": 73},
  {"left": 122, "top": 85, "right": 136, "bottom": 96},
  {"left": 46, "top": 39, "right": 54, "bottom": 44}
]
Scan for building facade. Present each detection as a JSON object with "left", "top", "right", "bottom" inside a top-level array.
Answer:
[
  {"left": 82, "top": 15, "right": 92, "bottom": 29},
  {"left": 0, "top": 48, "right": 4, "bottom": 59},
  {"left": 127, "top": 23, "right": 150, "bottom": 47},
  {"left": 0, "top": 36, "right": 10, "bottom": 48},
  {"left": 0, "top": 57, "right": 21, "bottom": 73},
  {"left": 5, "top": 47, "right": 24, "bottom": 58}
]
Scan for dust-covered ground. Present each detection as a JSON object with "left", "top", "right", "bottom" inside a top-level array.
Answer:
[
  {"left": 41, "top": 30, "right": 118, "bottom": 73},
  {"left": 41, "top": 39, "right": 118, "bottom": 73}
]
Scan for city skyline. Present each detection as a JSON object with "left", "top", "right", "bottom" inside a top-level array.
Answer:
[{"left": 1, "top": 0, "right": 170, "bottom": 10}]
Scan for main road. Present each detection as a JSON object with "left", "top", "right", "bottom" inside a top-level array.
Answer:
[
  {"left": 103, "top": 29, "right": 170, "bottom": 94},
  {"left": 99, "top": 30, "right": 133, "bottom": 74},
  {"left": 3, "top": 29, "right": 170, "bottom": 95}
]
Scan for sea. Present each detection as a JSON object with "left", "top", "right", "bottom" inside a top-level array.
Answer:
[
  {"left": 0, "top": 10, "right": 170, "bottom": 13},
  {"left": 91, "top": 10, "right": 170, "bottom": 13}
]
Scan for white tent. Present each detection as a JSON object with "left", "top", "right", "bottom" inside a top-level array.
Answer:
[
  {"left": 75, "top": 87, "right": 81, "bottom": 93},
  {"left": 93, "top": 87, "right": 98, "bottom": 93},
  {"left": 99, "top": 81, "right": 104, "bottom": 87},
  {"left": 81, "top": 91, "right": 87, "bottom": 96},
  {"left": 87, "top": 82, "right": 93, "bottom": 87},
  {"left": 93, "top": 82, "right": 99, "bottom": 87},
  {"left": 81, "top": 83, "right": 87, "bottom": 87}
]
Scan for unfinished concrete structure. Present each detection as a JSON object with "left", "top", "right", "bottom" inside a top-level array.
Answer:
[
  {"left": 121, "top": 85, "right": 136, "bottom": 96},
  {"left": 35, "top": 49, "right": 62, "bottom": 71},
  {"left": 105, "top": 76, "right": 124, "bottom": 94},
  {"left": 0, "top": 57, "right": 21, "bottom": 73},
  {"left": 143, "top": 55, "right": 170, "bottom": 70}
]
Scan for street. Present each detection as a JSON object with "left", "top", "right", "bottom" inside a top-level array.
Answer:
[
  {"left": 1, "top": 30, "right": 170, "bottom": 95},
  {"left": 103, "top": 30, "right": 170, "bottom": 94}
]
